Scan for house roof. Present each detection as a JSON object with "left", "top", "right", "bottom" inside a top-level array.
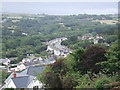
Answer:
[
  {"left": 0, "top": 59, "right": 10, "bottom": 63},
  {"left": 5, "top": 72, "right": 28, "bottom": 83},
  {"left": 5, "top": 66, "right": 45, "bottom": 84},
  {"left": 27, "top": 66, "right": 46, "bottom": 76},
  {"left": 12, "top": 76, "right": 34, "bottom": 88}
]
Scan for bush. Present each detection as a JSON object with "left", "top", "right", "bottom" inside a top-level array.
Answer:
[
  {"left": 76, "top": 73, "right": 93, "bottom": 88},
  {"left": 95, "top": 79, "right": 111, "bottom": 89},
  {"left": 95, "top": 73, "right": 117, "bottom": 89}
]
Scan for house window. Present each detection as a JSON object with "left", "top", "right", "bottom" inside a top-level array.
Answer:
[{"left": 33, "top": 86, "right": 39, "bottom": 90}]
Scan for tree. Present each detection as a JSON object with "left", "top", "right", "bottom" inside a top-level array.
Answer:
[
  {"left": 81, "top": 46, "right": 107, "bottom": 74},
  {"left": 38, "top": 58, "right": 77, "bottom": 88},
  {"left": 105, "top": 35, "right": 117, "bottom": 44},
  {"left": 64, "top": 47, "right": 85, "bottom": 72},
  {"left": 97, "top": 44, "right": 120, "bottom": 74},
  {"left": 66, "top": 46, "right": 107, "bottom": 74},
  {"left": 0, "top": 70, "right": 10, "bottom": 83},
  {"left": 38, "top": 58, "right": 65, "bottom": 88}
]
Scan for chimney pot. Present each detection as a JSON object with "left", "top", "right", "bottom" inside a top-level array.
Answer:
[{"left": 13, "top": 69, "right": 16, "bottom": 78}]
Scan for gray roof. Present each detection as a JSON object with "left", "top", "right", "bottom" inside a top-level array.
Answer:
[
  {"left": 0, "top": 59, "right": 10, "bottom": 63},
  {"left": 27, "top": 66, "right": 46, "bottom": 76},
  {"left": 5, "top": 72, "right": 28, "bottom": 83},
  {"left": 5, "top": 66, "right": 45, "bottom": 84},
  {"left": 12, "top": 76, "right": 34, "bottom": 88}
]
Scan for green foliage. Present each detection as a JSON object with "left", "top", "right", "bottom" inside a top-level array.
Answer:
[
  {"left": 62, "top": 71, "right": 78, "bottom": 88},
  {"left": 38, "top": 44, "right": 119, "bottom": 88},
  {"left": 10, "top": 59, "right": 17, "bottom": 64},
  {"left": 97, "top": 44, "right": 120, "bottom": 74},
  {"left": 95, "top": 79, "right": 111, "bottom": 89},
  {"left": 76, "top": 72, "right": 117, "bottom": 89},
  {"left": 95, "top": 73, "right": 117, "bottom": 89},
  {"left": 105, "top": 35, "right": 118, "bottom": 44},
  {"left": 0, "top": 70, "right": 10, "bottom": 83},
  {"left": 76, "top": 73, "right": 93, "bottom": 88},
  {"left": 38, "top": 65, "right": 63, "bottom": 88},
  {"left": 69, "top": 40, "right": 92, "bottom": 49},
  {"left": 38, "top": 58, "right": 78, "bottom": 88},
  {"left": 64, "top": 54, "right": 76, "bottom": 71},
  {"left": 93, "top": 43, "right": 108, "bottom": 49},
  {"left": 62, "top": 37, "right": 92, "bottom": 49},
  {"left": 66, "top": 46, "right": 107, "bottom": 74},
  {"left": 67, "top": 47, "right": 85, "bottom": 72},
  {"left": 37, "top": 66, "right": 53, "bottom": 84},
  {"left": 17, "top": 55, "right": 26, "bottom": 62}
]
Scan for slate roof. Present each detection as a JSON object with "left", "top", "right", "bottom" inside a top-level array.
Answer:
[
  {"left": 12, "top": 76, "right": 34, "bottom": 88},
  {"left": 5, "top": 72, "right": 28, "bottom": 83},
  {"left": 4, "top": 66, "right": 46, "bottom": 88},
  {"left": 27, "top": 66, "right": 46, "bottom": 76},
  {"left": 0, "top": 59, "right": 10, "bottom": 63},
  {"left": 5, "top": 66, "right": 46, "bottom": 84}
]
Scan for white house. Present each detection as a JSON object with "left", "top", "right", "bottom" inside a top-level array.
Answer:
[
  {"left": 9, "top": 63, "right": 26, "bottom": 72},
  {"left": 17, "top": 63, "right": 26, "bottom": 71},
  {"left": 47, "top": 46, "right": 54, "bottom": 51},
  {"left": 10, "top": 67, "right": 19, "bottom": 72},
  {"left": 93, "top": 39, "right": 99, "bottom": 44},
  {"left": 22, "top": 33, "right": 28, "bottom": 36},
  {"left": 22, "top": 57, "right": 43, "bottom": 63},
  {"left": 0, "top": 58, "right": 11, "bottom": 65},
  {"left": 3, "top": 76, "right": 41, "bottom": 88},
  {"left": 1, "top": 66, "right": 46, "bottom": 89},
  {"left": 95, "top": 34, "right": 103, "bottom": 39},
  {"left": 22, "top": 58, "right": 31, "bottom": 63}
]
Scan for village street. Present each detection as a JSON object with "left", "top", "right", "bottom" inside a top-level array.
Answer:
[{"left": 47, "top": 37, "right": 72, "bottom": 56}]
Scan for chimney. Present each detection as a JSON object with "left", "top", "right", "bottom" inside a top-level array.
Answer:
[{"left": 13, "top": 69, "right": 16, "bottom": 78}]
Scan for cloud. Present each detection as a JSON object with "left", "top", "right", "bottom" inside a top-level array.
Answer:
[{"left": 1, "top": 0, "right": 120, "bottom": 2}]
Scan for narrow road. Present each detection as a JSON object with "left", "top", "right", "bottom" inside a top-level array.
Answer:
[{"left": 47, "top": 37, "right": 72, "bottom": 56}]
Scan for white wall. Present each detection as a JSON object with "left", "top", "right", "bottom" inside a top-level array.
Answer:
[
  {"left": 17, "top": 64, "right": 26, "bottom": 71},
  {"left": 5, "top": 79, "right": 16, "bottom": 88},
  {"left": 27, "top": 79, "right": 43, "bottom": 88}
]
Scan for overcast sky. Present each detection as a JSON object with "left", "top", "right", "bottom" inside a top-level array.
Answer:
[
  {"left": 2, "top": 2, "right": 118, "bottom": 15},
  {"left": 1, "top": 0, "right": 120, "bottom": 2},
  {"left": 1, "top": 0, "right": 119, "bottom": 15}
]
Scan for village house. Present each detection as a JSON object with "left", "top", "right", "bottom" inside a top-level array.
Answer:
[
  {"left": 77, "top": 34, "right": 104, "bottom": 44},
  {"left": 22, "top": 32, "right": 28, "bottom": 36},
  {"left": 78, "top": 34, "right": 103, "bottom": 40},
  {"left": 16, "top": 63, "right": 26, "bottom": 71},
  {"left": 95, "top": 34, "right": 103, "bottom": 39},
  {"left": 10, "top": 58, "right": 46, "bottom": 72},
  {"left": 22, "top": 57, "right": 42, "bottom": 63},
  {"left": 9, "top": 63, "right": 26, "bottom": 72},
  {"left": 17, "top": 63, "right": 26, "bottom": 70},
  {"left": 1, "top": 66, "right": 46, "bottom": 89},
  {"left": 0, "top": 58, "right": 11, "bottom": 66},
  {"left": 78, "top": 34, "right": 94, "bottom": 40}
]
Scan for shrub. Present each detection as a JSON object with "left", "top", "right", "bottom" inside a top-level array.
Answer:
[
  {"left": 95, "top": 79, "right": 112, "bottom": 89},
  {"left": 95, "top": 73, "right": 117, "bottom": 89}
]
